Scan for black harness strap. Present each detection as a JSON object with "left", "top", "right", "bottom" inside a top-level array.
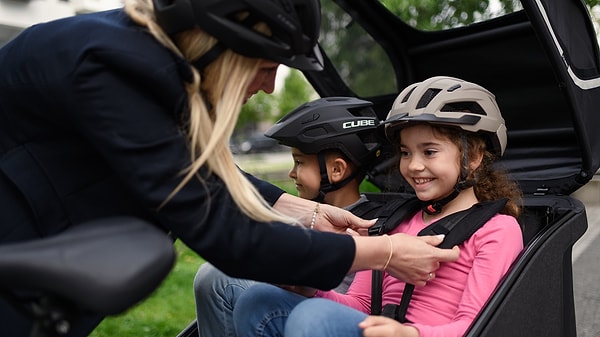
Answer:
[
  {"left": 350, "top": 200, "right": 385, "bottom": 219},
  {"left": 368, "top": 197, "right": 422, "bottom": 315},
  {"left": 390, "top": 198, "right": 508, "bottom": 323},
  {"left": 368, "top": 197, "right": 508, "bottom": 319}
]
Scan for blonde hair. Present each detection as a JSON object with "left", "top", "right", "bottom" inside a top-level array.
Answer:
[{"left": 124, "top": 0, "right": 296, "bottom": 224}]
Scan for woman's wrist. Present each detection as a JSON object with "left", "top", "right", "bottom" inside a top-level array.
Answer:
[
  {"left": 350, "top": 235, "right": 392, "bottom": 272},
  {"left": 272, "top": 193, "right": 315, "bottom": 227}
]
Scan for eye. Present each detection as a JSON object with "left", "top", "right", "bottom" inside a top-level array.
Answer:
[
  {"left": 424, "top": 149, "right": 438, "bottom": 156},
  {"left": 399, "top": 149, "right": 409, "bottom": 158},
  {"left": 260, "top": 65, "right": 279, "bottom": 76}
]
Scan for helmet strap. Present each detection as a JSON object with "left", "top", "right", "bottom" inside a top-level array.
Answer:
[
  {"left": 192, "top": 42, "right": 226, "bottom": 71},
  {"left": 422, "top": 188, "right": 460, "bottom": 215},
  {"left": 312, "top": 153, "right": 361, "bottom": 203},
  {"left": 422, "top": 135, "right": 471, "bottom": 215},
  {"left": 457, "top": 134, "right": 476, "bottom": 190}
]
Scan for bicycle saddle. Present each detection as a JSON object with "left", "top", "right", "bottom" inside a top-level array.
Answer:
[{"left": 0, "top": 217, "right": 176, "bottom": 315}]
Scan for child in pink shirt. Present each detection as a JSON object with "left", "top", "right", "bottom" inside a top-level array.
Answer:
[{"left": 232, "top": 76, "right": 524, "bottom": 337}]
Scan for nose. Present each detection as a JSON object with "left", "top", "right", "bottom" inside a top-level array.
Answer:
[
  {"left": 288, "top": 165, "right": 297, "bottom": 179},
  {"left": 405, "top": 156, "right": 424, "bottom": 172},
  {"left": 260, "top": 71, "right": 277, "bottom": 94}
]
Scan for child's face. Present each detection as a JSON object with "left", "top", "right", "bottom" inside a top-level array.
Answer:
[
  {"left": 398, "top": 124, "right": 462, "bottom": 202},
  {"left": 288, "top": 148, "right": 321, "bottom": 200}
]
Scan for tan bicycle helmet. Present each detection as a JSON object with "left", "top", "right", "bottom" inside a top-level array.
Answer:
[{"left": 384, "top": 76, "right": 507, "bottom": 157}]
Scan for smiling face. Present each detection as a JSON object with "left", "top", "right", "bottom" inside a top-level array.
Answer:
[{"left": 398, "top": 124, "right": 462, "bottom": 202}]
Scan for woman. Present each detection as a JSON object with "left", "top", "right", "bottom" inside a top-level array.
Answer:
[{"left": 0, "top": 0, "right": 458, "bottom": 335}]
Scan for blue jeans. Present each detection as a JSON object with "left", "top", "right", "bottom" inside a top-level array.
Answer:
[
  {"left": 194, "top": 263, "right": 257, "bottom": 337},
  {"left": 194, "top": 263, "right": 355, "bottom": 337},
  {"left": 233, "top": 283, "right": 367, "bottom": 337}
]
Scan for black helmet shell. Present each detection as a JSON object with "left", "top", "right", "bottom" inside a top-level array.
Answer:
[
  {"left": 153, "top": 0, "right": 324, "bottom": 70},
  {"left": 265, "top": 97, "right": 382, "bottom": 167}
]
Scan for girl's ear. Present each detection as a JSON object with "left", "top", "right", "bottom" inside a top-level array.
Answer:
[
  {"left": 470, "top": 149, "right": 484, "bottom": 170},
  {"left": 329, "top": 157, "right": 349, "bottom": 183}
]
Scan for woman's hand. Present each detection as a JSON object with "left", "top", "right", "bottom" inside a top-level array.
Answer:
[
  {"left": 315, "top": 202, "right": 376, "bottom": 233},
  {"left": 387, "top": 233, "right": 460, "bottom": 286},
  {"left": 272, "top": 193, "right": 376, "bottom": 234},
  {"left": 351, "top": 233, "right": 460, "bottom": 286},
  {"left": 359, "top": 315, "right": 419, "bottom": 337}
]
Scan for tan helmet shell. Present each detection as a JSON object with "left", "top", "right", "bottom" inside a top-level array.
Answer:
[{"left": 384, "top": 76, "right": 507, "bottom": 156}]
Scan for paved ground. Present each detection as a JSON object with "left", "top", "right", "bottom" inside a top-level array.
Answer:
[{"left": 573, "top": 204, "right": 600, "bottom": 337}]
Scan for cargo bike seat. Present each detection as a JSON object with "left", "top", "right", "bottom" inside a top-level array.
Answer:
[{"left": 0, "top": 217, "right": 176, "bottom": 337}]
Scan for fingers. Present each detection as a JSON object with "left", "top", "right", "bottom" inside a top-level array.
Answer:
[
  {"left": 417, "top": 235, "right": 460, "bottom": 263},
  {"left": 346, "top": 228, "right": 361, "bottom": 236},
  {"left": 435, "top": 245, "right": 460, "bottom": 263},
  {"left": 418, "top": 234, "right": 446, "bottom": 246},
  {"left": 359, "top": 315, "right": 411, "bottom": 337},
  {"left": 358, "top": 315, "right": 393, "bottom": 329},
  {"left": 351, "top": 217, "right": 377, "bottom": 229},
  {"left": 318, "top": 204, "right": 376, "bottom": 231},
  {"left": 383, "top": 233, "right": 460, "bottom": 285}
]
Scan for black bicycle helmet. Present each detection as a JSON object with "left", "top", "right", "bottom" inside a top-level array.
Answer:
[
  {"left": 266, "top": 96, "right": 383, "bottom": 202},
  {"left": 153, "top": 0, "right": 324, "bottom": 71},
  {"left": 266, "top": 97, "right": 382, "bottom": 167}
]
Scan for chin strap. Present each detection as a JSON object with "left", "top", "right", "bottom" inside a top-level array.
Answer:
[
  {"left": 423, "top": 135, "right": 476, "bottom": 215},
  {"left": 312, "top": 153, "right": 361, "bottom": 203},
  {"left": 422, "top": 189, "right": 460, "bottom": 215}
]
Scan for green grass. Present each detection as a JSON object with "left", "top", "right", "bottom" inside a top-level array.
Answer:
[{"left": 89, "top": 241, "right": 204, "bottom": 337}]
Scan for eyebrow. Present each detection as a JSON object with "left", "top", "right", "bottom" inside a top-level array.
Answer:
[{"left": 400, "top": 141, "right": 441, "bottom": 148}]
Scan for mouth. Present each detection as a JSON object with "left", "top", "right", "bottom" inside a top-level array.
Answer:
[{"left": 413, "top": 177, "right": 434, "bottom": 185}]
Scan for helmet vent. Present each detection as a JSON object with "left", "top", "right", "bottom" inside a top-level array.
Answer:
[
  {"left": 401, "top": 87, "right": 417, "bottom": 103},
  {"left": 440, "top": 102, "right": 486, "bottom": 115},
  {"left": 416, "top": 88, "right": 442, "bottom": 109},
  {"left": 350, "top": 106, "right": 377, "bottom": 118}
]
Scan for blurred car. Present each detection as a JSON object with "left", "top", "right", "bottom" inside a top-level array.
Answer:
[{"left": 235, "top": 132, "right": 286, "bottom": 154}]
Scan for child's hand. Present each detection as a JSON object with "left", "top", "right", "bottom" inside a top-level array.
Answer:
[{"left": 359, "top": 315, "right": 419, "bottom": 337}]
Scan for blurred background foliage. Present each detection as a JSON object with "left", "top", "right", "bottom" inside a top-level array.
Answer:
[{"left": 238, "top": 0, "right": 600, "bottom": 137}]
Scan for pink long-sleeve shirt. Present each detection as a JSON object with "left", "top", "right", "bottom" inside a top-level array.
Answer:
[{"left": 314, "top": 209, "right": 523, "bottom": 337}]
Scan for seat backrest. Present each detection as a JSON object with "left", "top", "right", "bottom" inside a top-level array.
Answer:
[{"left": 466, "top": 195, "right": 585, "bottom": 337}]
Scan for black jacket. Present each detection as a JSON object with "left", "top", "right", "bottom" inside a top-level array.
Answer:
[{"left": 0, "top": 9, "right": 353, "bottom": 289}]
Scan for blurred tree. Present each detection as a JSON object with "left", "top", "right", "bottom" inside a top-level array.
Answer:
[
  {"left": 239, "top": 0, "right": 600, "bottom": 129},
  {"left": 274, "top": 70, "right": 317, "bottom": 121},
  {"left": 237, "top": 69, "right": 316, "bottom": 132}
]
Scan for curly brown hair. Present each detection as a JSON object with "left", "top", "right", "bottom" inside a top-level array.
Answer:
[{"left": 434, "top": 125, "right": 522, "bottom": 218}]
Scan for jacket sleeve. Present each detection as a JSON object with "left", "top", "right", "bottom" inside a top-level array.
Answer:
[
  {"left": 60, "top": 26, "right": 353, "bottom": 289},
  {"left": 243, "top": 171, "right": 285, "bottom": 205}
]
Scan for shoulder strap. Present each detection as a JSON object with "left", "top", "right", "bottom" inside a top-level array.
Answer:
[
  {"left": 368, "top": 197, "right": 422, "bottom": 236},
  {"left": 350, "top": 199, "right": 385, "bottom": 219},
  {"left": 393, "top": 198, "right": 508, "bottom": 323},
  {"left": 369, "top": 196, "right": 421, "bottom": 314}
]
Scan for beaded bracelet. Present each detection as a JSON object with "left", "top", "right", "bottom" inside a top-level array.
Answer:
[{"left": 309, "top": 203, "right": 320, "bottom": 229}]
